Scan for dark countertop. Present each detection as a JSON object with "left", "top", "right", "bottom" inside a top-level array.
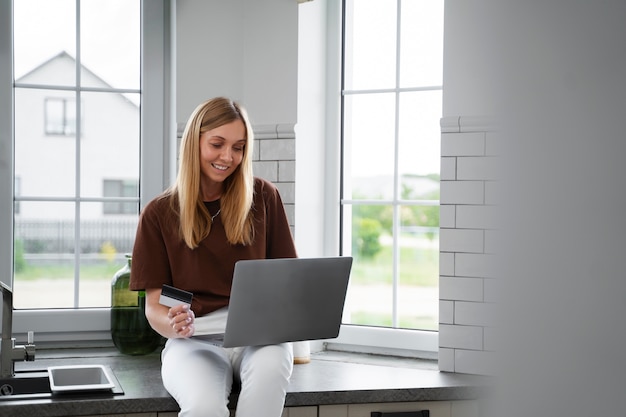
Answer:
[{"left": 0, "top": 348, "right": 489, "bottom": 417}]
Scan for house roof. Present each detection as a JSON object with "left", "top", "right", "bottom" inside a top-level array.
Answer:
[{"left": 15, "top": 50, "right": 139, "bottom": 108}]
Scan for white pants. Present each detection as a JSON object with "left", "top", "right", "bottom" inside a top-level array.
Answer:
[{"left": 161, "top": 310, "right": 293, "bottom": 417}]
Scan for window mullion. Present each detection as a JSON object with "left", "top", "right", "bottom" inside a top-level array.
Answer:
[
  {"left": 390, "top": 0, "right": 403, "bottom": 328},
  {"left": 0, "top": 0, "right": 14, "bottom": 291},
  {"left": 73, "top": 0, "right": 82, "bottom": 308}
]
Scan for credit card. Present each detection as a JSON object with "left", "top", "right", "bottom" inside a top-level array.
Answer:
[{"left": 159, "top": 284, "right": 193, "bottom": 307}]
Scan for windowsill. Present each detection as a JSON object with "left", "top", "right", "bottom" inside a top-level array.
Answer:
[{"left": 2, "top": 347, "right": 489, "bottom": 416}]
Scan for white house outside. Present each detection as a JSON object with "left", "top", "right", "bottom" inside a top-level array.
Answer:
[{"left": 14, "top": 51, "right": 139, "bottom": 259}]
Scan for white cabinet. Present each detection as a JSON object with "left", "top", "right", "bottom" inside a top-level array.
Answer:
[
  {"left": 319, "top": 400, "right": 479, "bottom": 417},
  {"left": 88, "top": 401, "right": 478, "bottom": 417},
  {"left": 283, "top": 406, "right": 319, "bottom": 417}
]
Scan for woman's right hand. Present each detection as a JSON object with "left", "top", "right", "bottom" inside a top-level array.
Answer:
[
  {"left": 168, "top": 304, "right": 196, "bottom": 338},
  {"left": 145, "top": 288, "right": 195, "bottom": 339}
]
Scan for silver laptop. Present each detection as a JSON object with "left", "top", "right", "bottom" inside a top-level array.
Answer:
[{"left": 193, "top": 256, "right": 352, "bottom": 348}]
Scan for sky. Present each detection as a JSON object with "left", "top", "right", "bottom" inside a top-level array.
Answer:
[
  {"left": 13, "top": 0, "right": 139, "bottom": 89},
  {"left": 345, "top": 0, "right": 443, "bottom": 178},
  {"left": 13, "top": 0, "right": 443, "bottom": 178}
]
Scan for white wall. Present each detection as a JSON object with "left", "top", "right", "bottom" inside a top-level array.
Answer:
[
  {"left": 175, "top": 0, "right": 300, "bottom": 231},
  {"left": 443, "top": 1, "right": 626, "bottom": 415},
  {"left": 442, "top": 0, "right": 499, "bottom": 117},
  {"left": 176, "top": 0, "right": 298, "bottom": 127},
  {"left": 295, "top": 0, "right": 334, "bottom": 257}
]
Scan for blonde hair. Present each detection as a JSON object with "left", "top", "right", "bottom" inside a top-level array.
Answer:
[{"left": 168, "top": 97, "right": 255, "bottom": 249}]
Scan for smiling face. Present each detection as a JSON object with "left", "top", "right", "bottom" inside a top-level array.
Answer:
[{"left": 198, "top": 119, "right": 247, "bottom": 199}]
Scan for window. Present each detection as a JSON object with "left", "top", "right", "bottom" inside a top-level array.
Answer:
[
  {"left": 103, "top": 179, "right": 139, "bottom": 215},
  {"left": 338, "top": 0, "right": 443, "bottom": 346},
  {"left": 1, "top": 0, "right": 172, "bottom": 342},
  {"left": 10, "top": 0, "right": 141, "bottom": 309},
  {"left": 44, "top": 97, "right": 77, "bottom": 136}
]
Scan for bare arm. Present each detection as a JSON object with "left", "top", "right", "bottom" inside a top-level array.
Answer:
[{"left": 145, "top": 288, "right": 195, "bottom": 339}]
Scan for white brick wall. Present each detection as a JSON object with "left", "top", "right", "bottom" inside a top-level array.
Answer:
[
  {"left": 439, "top": 116, "right": 495, "bottom": 375},
  {"left": 252, "top": 124, "right": 296, "bottom": 230},
  {"left": 440, "top": 276, "right": 483, "bottom": 302},
  {"left": 440, "top": 181, "right": 484, "bottom": 205},
  {"left": 439, "top": 229, "right": 483, "bottom": 253}
]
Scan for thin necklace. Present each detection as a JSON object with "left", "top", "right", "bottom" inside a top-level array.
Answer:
[{"left": 210, "top": 209, "right": 221, "bottom": 223}]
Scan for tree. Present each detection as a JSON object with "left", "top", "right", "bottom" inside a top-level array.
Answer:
[
  {"left": 401, "top": 177, "right": 440, "bottom": 241},
  {"left": 352, "top": 217, "right": 382, "bottom": 259}
]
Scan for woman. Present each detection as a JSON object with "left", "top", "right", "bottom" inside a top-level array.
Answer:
[{"left": 130, "top": 97, "right": 297, "bottom": 417}]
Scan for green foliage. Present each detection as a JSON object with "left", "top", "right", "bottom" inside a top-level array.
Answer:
[
  {"left": 352, "top": 217, "right": 383, "bottom": 259},
  {"left": 401, "top": 179, "right": 440, "bottom": 241},
  {"left": 352, "top": 244, "right": 439, "bottom": 287},
  {"left": 402, "top": 205, "right": 440, "bottom": 241},
  {"left": 350, "top": 173, "right": 441, "bottom": 258},
  {"left": 352, "top": 203, "right": 393, "bottom": 234},
  {"left": 13, "top": 240, "right": 27, "bottom": 273}
]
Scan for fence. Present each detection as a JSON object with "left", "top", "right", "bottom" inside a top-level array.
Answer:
[{"left": 15, "top": 218, "right": 138, "bottom": 255}]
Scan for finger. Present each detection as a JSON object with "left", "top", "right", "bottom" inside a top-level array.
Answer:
[
  {"left": 181, "top": 323, "right": 195, "bottom": 338},
  {"left": 173, "top": 314, "right": 192, "bottom": 330},
  {"left": 168, "top": 304, "right": 189, "bottom": 317}
]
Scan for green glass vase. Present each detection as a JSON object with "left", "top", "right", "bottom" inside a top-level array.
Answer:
[{"left": 110, "top": 254, "right": 162, "bottom": 355}]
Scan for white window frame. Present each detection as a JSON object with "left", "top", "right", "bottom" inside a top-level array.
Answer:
[
  {"left": 0, "top": 0, "right": 175, "bottom": 346},
  {"left": 313, "top": 0, "right": 439, "bottom": 357}
]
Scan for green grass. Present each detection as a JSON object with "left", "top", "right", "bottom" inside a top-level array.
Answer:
[
  {"left": 15, "top": 238, "right": 439, "bottom": 287},
  {"left": 352, "top": 241, "right": 439, "bottom": 287},
  {"left": 14, "top": 240, "right": 440, "bottom": 330},
  {"left": 15, "top": 262, "right": 121, "bottom": 282},
  {"left": 349, "top": 237, "right": 439, "bottom": 330}
]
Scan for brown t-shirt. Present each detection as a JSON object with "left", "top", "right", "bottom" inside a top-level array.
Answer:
[{"left": 129, "top": 177, "right": 297, "bottom": 317}]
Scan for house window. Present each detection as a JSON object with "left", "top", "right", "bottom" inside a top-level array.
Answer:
[
  {"left": 340, "top": 0, "right": 443, "bottom": 333},
  {"left": 103, "top": 179, "right": 139, "bottom": 215},
  {"left": 44, "top": 97, "right": 77, "bottom": 136}
]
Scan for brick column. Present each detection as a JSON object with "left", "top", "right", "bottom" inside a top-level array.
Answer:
[{"left": 438, "top": 116, "right": 496, "bottom": 375}]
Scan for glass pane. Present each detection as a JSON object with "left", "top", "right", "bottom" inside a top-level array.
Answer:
[
  {"left": 13, "top": 202, "right": 76, "bottom": 309},
  {"left": 14, "top": 0, "right": 76, "bottom": 87},
  {"left": 342, "top": 204, "right": 394, "bottom": 326},
  {"left": 80, "top": 92, "right": 140, "bottom": 198},
  {"left": 80, "top": 0, "right": 140, "bottom": 89},
  {"left": 78, "top": 202, "right": 139, "bottom": 308},
  {"left": 13, "top": 201, "right": 139, "bottom": 309},
  {"left": 15, "top": 88, "right": 77, "bottom": 198},
  {"left": 103, "top": 180, "right": 140, "bottom": 215},
  {"left": 399, "top": 0, "right": 444, "bottom": 87},
  {"left": 344, "top": 0, "right": 397, "bottom": 90},
  {"left": 398, "top": 206, "right": 439, "bottom": 330},
  {"left": 398, "top": 90, "right": 442, "bottom": 181},
  {"left": 343, "top": 93, "right": 396, "bottom": 200}
]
